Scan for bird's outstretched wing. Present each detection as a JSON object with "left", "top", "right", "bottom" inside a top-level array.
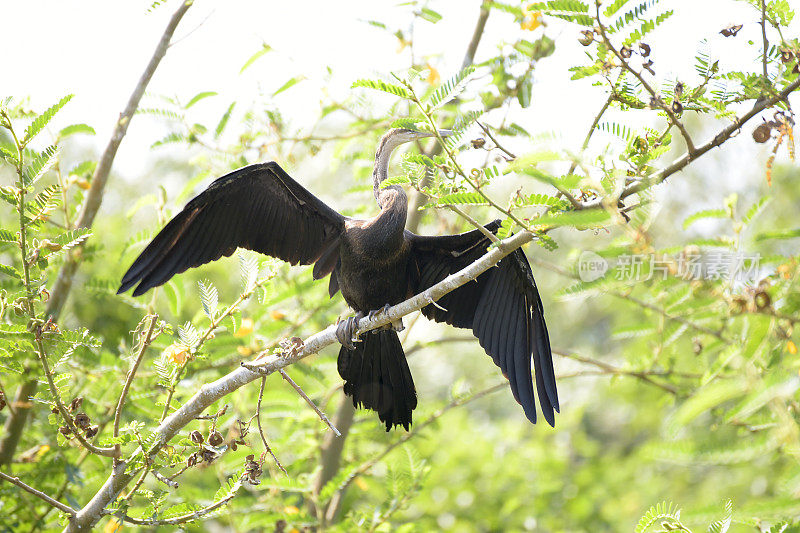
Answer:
[
  {"left": 119, "top": 162, "right": 345, "bottom": 296},
  {"left": 407, "top": 222, "right": 559, "bottom": 426}
]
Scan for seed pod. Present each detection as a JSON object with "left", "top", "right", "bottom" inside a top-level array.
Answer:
[
  {"left": 639, "top": 42, "right": 651, "bottom": 57},
  {"left": 74, "top": 412, "right": 91, "bottom": 429},
  {"left": 780, "top": 49, "right": 794, "bottom": 63},
  {"left": 674, "top": 82, "right": 684, "bottom": 97},
  {"left": 754, "top": 290, "right": 771, "bottom": 310},
  {"left": 59, "top": 426, "right": 72, "bottom": 436},
  {"left": 620, "top": 46, "right": 632, "bottom": 58},
  {"left": 671, "top": 100, "right": 683, "bottom": 115},
  {"left": 190, "top": 430, "right": 204, "bottom": 444},
  {"left": 578, "top": 29, "right": 594, "bottom": 46},
  {"left": 69, "top": 397, "right": 83, "bottom": 412},
  {"left": 470, "top": 138, "right": 486, "bottom": 149},
  {"left": 209, "top": 431, "right": 223, "bottom": 446},
  {"left": 187, "top": 453, "right": 198, "bottom": 467},
  {"left": 0, "top": 391, "right": 6, "bottom": 411},
  {"left": 720, "top": 24, "right": 743, "bottom": 37},
  {"left": 752, "top": 122, "right": 771, "bottom": 143},
  {"left": 85, "top": 425, "right": 99, "bottom": 439}
]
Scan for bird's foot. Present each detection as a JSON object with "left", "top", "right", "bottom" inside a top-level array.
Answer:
[
  {"left": 336, "top": 312, "right": 364, "bottom": 351},
  {"left": 367, "top": 304, "right": 392, "bottom": 320}
]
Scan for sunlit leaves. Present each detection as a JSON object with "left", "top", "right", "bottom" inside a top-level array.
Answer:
[
  {"left": 351, "top": 79, "right": 413, "bottom": 100},
  {"left": 23, "top": 94, "right": 73, "bottom": 144}
]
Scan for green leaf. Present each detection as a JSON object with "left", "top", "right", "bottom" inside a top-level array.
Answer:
[
  {"left": 418, "top": 7, "right": 442, "bottom": 23},
  {"left": 0, "top": 229, "right": 16, "bottom": 244},
  {"left": 683, "top": 208, "right": 729, "bottom": 229},
  {"left": 215, "top": 102, "right": 236, "bottom": 138},
  {"left": 184, "top": 91, "right": 218, "bottom": 108},
  {"left": 433, "top": 192, "right": 488, "bottom": 206},
  {"left": 23, "top": 145, "right": 59, "bottom": 187},
  {"left": 240, "top": 44, "right": 272, "bottom": 74},
  {"left": 427, "top": 66, "right": 475, "bottom": 109},
  {"left": 496, "top": 217, "right": 515, "bottom": 240},
  {"left": 666, "top": 379, "right": 747, "bottom": 435},
  {"left": 742, "top": 195, "right": 770, "bottom": 225},
  {"left": 380, "top": 175, "right": 412, "bottom": 188},
  {"left": 535, "top": 209, "right": 611, "bottom": 228},
  {"left": 273, "top": 76, "right": 305, "bottom": 97},
  {"left": 517, "top": 76, "right": 533, "bottom": 108},
  {"left": 352, "top": 79, "right": 413, "bottom": 100},
  {"left": 707, "top": 499, "right": 733, "bottom": 533},
  {"left": 24, "top": 95, "right": 73, "bottom": 143},
  {"left": 755, "top": 228, "right": 800, "bottom": 241},
  {"left": 635, "top": 501, "right": 682, "bottom": 533},
  {"left": 58, "top": 123, "right": 95, "bottom": 138},
  {"left": 198, "top": 280, "right": 219, "bottom": 320}
]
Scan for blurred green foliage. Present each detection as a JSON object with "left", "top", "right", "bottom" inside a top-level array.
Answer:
[{"left": 1, "top": 1, "right": 800, "bottom": 531}]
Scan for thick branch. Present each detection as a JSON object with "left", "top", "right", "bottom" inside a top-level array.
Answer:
[
  {"left": 63, "top": 230, "right": 533, "bottom": 532},
  {"left": 46, "top": 0, "right": 193, "bottom": 318},
  {"left": 0, "top": 471, "right": 76, "bottom": 517}
]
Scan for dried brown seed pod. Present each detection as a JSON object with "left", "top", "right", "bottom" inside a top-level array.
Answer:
[
  {"left": 69, "top": 397, "right": 83, "bottom": 412},
  {"left": 620, "top": 46, "right": 632, "bottom": 58},
  {"left": 720, "top": 24, "right": 743, "bottom": 37},
  {"left": 85, "top": 425, "right": 99, "bottom": 439},
  {"left": 752, "top": 122, "right": 772, "bottom": 143},
  {"left": 639, "top": 42, "right": 651, "bottom": 57},
  {"left": 190, "top": 430, "right": 204, "bottom": 444},
  {"left": 0, "top": 392, "right": 6, "bottom": 411},
  {"left": 780, "top": 49, "right": 794, "bottom": 63},
  {"left": 674, "top": 82, "right": 684, "bottom": 97},
  {"left": 579, "top": 29, "right": 594, "bottom": 46},
  {"left": 74, "top": 412, "right": 91, "bottom": 430},
  {"left": 209, "top": 431, "right": 223, "bottom": 446},
  {"left": 470, "top": 138, "right": 486, "bottom": 149},
  {"left": 671, "top": 100, "right": 683, "bottom": 114},
  {"left": 200, "top": 448, "right": 216, "bottom": 463},
  {"left": 187, "top": 453, "right": 198, "bottom": 467},
  {"left": 59, "top": 426, "right": 72, "bottom": 436}
]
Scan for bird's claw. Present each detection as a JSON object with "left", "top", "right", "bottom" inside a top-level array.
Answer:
[
  {"left": 367, "top": 303, "right": 392, "bottom": 320},
  {"left": 336, "top": 312, "right": 364, "bottom": 351}
]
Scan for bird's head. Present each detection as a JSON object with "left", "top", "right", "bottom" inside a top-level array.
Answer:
[{"left": 378, "top": 128, "right": 453, "bottom": 153}]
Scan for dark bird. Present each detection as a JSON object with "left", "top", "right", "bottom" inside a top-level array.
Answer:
[{"left": 118, "top": 128, "right": 559, "bottom": 430}]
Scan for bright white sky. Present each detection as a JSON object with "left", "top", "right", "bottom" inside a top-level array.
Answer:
[{"left": 2, "top": 0, "right": 790, "bottom": 181}]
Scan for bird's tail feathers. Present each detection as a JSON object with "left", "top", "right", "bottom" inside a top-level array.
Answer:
[{"left": 337, "top": 329, "right": 417, "bottom": 431}]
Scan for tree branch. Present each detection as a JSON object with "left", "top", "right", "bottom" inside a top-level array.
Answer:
[
  {"left": 0, "top": 471, "right": 76, "bottom": 517},
  {"left": 46, "top": 0, "right": 193, "bottom": 319},
  {"left": 619, "top": 76, "right": 800, "bottom": 200},
  {"left": 62, "top": 229, "right": 533, "bottom": 532}
]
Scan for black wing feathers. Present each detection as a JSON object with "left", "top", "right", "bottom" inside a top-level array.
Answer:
[
  {"left": 408, "top": 222, "right": 559, "bottom": 426},
  {"left": 119, "top": 162, "right": 345, "bottom": 296}
]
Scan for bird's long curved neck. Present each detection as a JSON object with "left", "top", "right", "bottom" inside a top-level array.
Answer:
[{"left": 371, "top": 133, "right": 408, "bottom": 223}]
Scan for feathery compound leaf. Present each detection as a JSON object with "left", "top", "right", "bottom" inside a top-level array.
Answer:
[
  {"left": 743, "top": 196, "right": 771, "bottom": 225},
  {"left": 184, "top": 91, "right": 218, "bottom": 109},
  {"left": 404, "top": 153, "right": 436, "bottom": 168},
  {"left": 24, "top": 95, "right": 73, "bottom": 144},
  {"left": 23, "top": 145, "right": 59, "bottom": 187},
  {"left": 707, "top": 500, "right": 733, "bottom": 533},
  {"left": 496, "top": 217, "right": 515, "bottom": 240},
  {"left": 427, "top": 66, "right": 475, "bottom": 110},
  {"left": 58, "top": 123, "right": 95, "bottom": 138},
  {"left": 682, "top": 208, "right": 728, "bottom": 229},
  {"left": 178, "top": 322, "right": 200, "bottom": 348},
  {"left": 380, "top": 175, "right": 413, "bottom": 188},
  {"left": 391, "top": 118, "right": 424, "bottom": 131},
  {"left": 536, "top": 208, "right": 611, "bottom": 228},
  {"left": 0, "top": 229, "right": 15, "bottom": 244},
  {"left": 635, "top": 501, "right": 682, "bottom": 533},
  {"left": 215, "top": 102, "right": 236, "bottom": 138},
  {"left": 239, "top": 252, "right": 259, "bottom": 293},
  {"left": 433, "top": 192, "right": 488, "bottom": 206},
  {"left": 598, "top": 121, "right": 635, "bottom": 142},
  {"left": 48, "top": 228, "right": 92, "bottom": 254},
  {"left": 198, "top": 280, "right": 219, "bottom": 320},
  {"left": 514, "top": 193, "right": 571, "bottom": 210},
  {"left": 351, "top": 79, "right": 413, "bottom": 100}
]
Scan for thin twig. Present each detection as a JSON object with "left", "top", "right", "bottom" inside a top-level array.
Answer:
[
  {"left": 113, "top": 314, "right": 158, "bottom": 461},
  {"left": 279, "top": 369, "right": 341, "bottom": 436},
  {"left": 254, "top": 376, "right": 287, "bottom": 475},
  {"left": 760, "top": 0, "right": 769, "bottom": 80},
  {"left": 151, "top": 470, "right": 179, "bottom": 489},
  {"left": 593, "top": 1, "right": 696, "bottom": 155},
  {"left": 553, "top": 350, "right": 678, "bottom": 394},
  {"left": 0, "top": 471, "right": 76, "bottom": 517},
  {"left": 476, "top": 121, "right": 517, "bottom": 159}
]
